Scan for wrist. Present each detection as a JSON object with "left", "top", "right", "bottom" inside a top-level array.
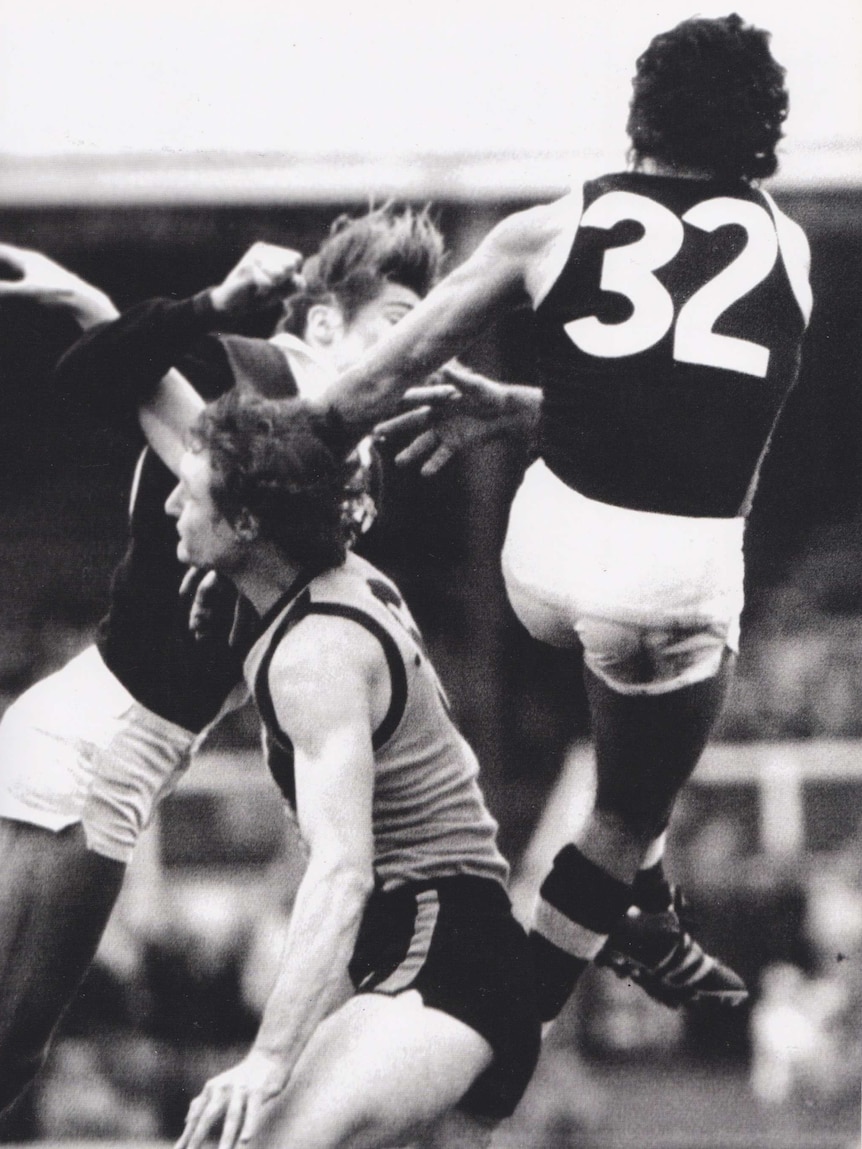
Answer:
[
  {"left": 207, "top": 282, "right": 235, "bottom": 314},
  {"left": 68, "top": 288, "right": 120, "bottom": 329}
]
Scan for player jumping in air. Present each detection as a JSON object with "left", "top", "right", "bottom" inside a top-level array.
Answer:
[{"left": 314, "top": 14, "right": 812, "bottom": 1021}]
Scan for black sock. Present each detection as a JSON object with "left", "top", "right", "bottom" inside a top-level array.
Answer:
[
  {"left": 632, "top": 859, "right": 673, "bottom": 913},
  {"left": 528, "top": 933, "right": 589, "bottom": 1023},
  {"left": 530, "top": 845, "right": 634, "bottom": 1022}
]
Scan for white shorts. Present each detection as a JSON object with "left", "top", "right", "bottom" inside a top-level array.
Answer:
[
  {"left": 0, "top": 645, "right": 196, "bottom": 862},
  {"left": 501, "top": 460, "right": 745, "bottom": 695}
]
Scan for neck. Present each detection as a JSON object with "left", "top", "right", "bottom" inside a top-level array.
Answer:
[
  {"left": 232, "top": 545, "right": 304, "bottom": 618},
  {"left": 634, "top": 156, "right": 716, "bottom": 181}
]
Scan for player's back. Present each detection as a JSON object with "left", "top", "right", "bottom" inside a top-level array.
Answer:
[
  {"left": 528, "top": 172, "right": 811, "bottom": 518},
  {"left": 244, "top": 552, "right": 509, "bottom": 891}
]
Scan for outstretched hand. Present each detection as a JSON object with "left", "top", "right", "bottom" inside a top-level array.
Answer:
[
  {"left": 0, "top": 244, "right": 118, "bottom": 327},
  {"left": 209, "top": 242, "right": 305, "bottom": 316},
  {"left": 373, "top": 361, "right": 540, "bottom": 475},
  {"left": 176, "top": 1051, "right": 288, "bottom": 1149}
]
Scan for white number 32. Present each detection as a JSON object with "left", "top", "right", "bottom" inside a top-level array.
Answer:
[{"left": 565, "top": 191, "right": 779, "bottom": 378}]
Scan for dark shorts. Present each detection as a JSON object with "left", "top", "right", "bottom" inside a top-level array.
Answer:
[{"left": 348, "top": 875, "right": 541, "bottom": 1121}]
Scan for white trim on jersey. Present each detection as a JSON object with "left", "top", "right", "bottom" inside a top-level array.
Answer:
[
  {"left": 523, "top": 187, "right": 585, "bottom": 310},
  {"left": 127, "top": 447, "right": 147, "bottom": 518},
  {"left": 268, "top": 331, "right": 336, "bottom": 401},
  {"left": 761, "top": 189, "right": 814, "bottom": 326}
]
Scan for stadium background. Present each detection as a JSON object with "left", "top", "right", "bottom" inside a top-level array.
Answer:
[{"left": 0, "top": 2, "right": 859, "bottom": 1146}]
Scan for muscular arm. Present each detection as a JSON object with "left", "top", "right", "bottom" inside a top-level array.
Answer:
[
  {"left": 253, "top": 619, "right": 379, "bottom": 1067},
  {"left": 179, "top": 616, "right": 382, "bottom": 1149},
  {"left": 318, "top": 203, "right": 553, "bottom": 443}
]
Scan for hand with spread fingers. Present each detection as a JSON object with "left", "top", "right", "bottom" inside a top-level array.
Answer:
[
  {"left": 374, "top": 360, "right": 541, "bottom": 476},
  {"left": 208, "top": 242, "right": 305, "bottom": 316},
  {"left": 176, "top": 1051, "right": 288, "bottom": 1149},
  {"left": 0, "top": 243, "right": 119, "bottom": 328}
]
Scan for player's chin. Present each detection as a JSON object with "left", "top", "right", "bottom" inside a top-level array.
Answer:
[{"left": 176, "top": 539, "right": 193, "bottom": 565}]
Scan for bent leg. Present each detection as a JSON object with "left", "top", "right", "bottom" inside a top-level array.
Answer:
[
  {"left": 0, "top": 819, "right": 125, "bottom": 1114},
  {"left": 581, "top": 652, "right": 735, "bottom": 879},
  {"left": 531, "top": 653, "right": 735, "bottom": 1019},
  {"left": 258, "top": 991, "right": 494, "bottom": 1149}
]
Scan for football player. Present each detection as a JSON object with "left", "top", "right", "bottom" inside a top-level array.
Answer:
[
  {"left": 0, "top": 204, "right": 446, "bottom": 1115},
  {"left": 315, "top": 14, "right": 811, "bottom": 1020}
]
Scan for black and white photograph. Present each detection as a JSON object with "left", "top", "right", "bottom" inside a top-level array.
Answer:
[{"left": 0, "top": 2, "right": 859, "bottom": 1146}]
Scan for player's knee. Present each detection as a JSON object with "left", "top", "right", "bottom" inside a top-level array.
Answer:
[
  {"left": 265, "top": 1090, "right": 384, "bottom": 1149},
  {"left": 419, "top": 1108, "right": 496, "bottom": 1149}
]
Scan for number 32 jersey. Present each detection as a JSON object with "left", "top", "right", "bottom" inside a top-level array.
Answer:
[{"left": 528, "top": 172, "right": 812, "bottom": 518}]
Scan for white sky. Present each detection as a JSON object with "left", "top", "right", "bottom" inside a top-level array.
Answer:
[{"left": 1, "top": 0, "right": 859, "bottom": 160}]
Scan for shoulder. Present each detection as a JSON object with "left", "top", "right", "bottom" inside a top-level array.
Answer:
[
  {"left": 483, "top": 191, "right": 584, "bottom": 263},
  {"left": 760, "top": 192, "right": 811, "bottom": 262},
  {"left": 759, "top": 189, "right": 813, "bottom": 324},
  {"left": 509, "top": 188, "right": 587, "bottom": 307},
  {"left": 266, "top": 609, "right": 384, "bottom": 715}
]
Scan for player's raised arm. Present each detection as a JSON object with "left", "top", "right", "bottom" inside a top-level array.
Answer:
[
  {"left": 177, "top": 618, "right": 377, "bottom": 1149},
  {"left": 318, "top": 204, "right": 552, "bottom": 444},
  {"left": 54, "top": 243, "right": 304, "bottom": 475},
  {"left": 0, "top": 244, "right": 119, "bottom": 328}
]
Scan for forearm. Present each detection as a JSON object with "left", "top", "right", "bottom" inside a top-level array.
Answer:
[
  {"left": 54, "top": 291, "right": 229, "bottom": 418},
  {"left": 322, "top": 300, "right": 477, "bottom": 442},
  {"left": 252, "top": 857, "right": 371, "bottom": 1072},
  {"left": 66, "top": 286, "right": 119, "bottom": 329},
  {"left": 493, "top": 382, "right": 542, "bottom": 443}
]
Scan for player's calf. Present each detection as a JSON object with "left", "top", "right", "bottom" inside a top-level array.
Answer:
[{"left": 529, "top": 844, "right": 633, "bottom": 1022}]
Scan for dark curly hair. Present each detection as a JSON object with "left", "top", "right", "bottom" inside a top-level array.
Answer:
[
  {"left": 627, "top": 14, "right": 788, "bottom": 181},
  {"left": 192, "top": 390, "right": 353, "bottom": 571},
  {"left": 277, "top": 203, "right": 445, "bottom": 336}
]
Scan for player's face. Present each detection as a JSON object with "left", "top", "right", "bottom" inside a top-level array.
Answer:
[
  {"left": 328, "top": 282, "right": 420, "bottom": 371},
  {"left": 165, "top": 448, "right": 245, "bottom": 572}
]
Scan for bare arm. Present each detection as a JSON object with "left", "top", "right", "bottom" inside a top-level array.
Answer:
[
  {"left": 0, "top": 244, "right": 119, "bottom": 328},
  {"left": 178, "top": 616, "right": 380, "bottom": 1149},
  {"left": 374, "top": 361, "right": 542, "bottom": 476},
  {"left": 318, "top": 204, "right": 553, "bottom": 443}
]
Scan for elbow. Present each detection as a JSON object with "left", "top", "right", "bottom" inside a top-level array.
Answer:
[
  {"left": 340, "top": 858, "right": 375, "bottom": 905},
  {"left": 315, "top": 852, "right": 375, "bottom": 910}
]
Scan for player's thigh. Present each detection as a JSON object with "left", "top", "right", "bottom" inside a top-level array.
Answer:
[
  {"left": 263, "top": 991, "right": 494, "bottom": 1149},
  {"left": 0, "top": 819, "right": 124, "bottom": 1043}
]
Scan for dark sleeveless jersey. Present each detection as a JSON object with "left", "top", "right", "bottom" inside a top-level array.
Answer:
[
  {"left": 54, "top": 296, "right": 300, "bottom": 731},
  {"left": 96, "top": 446, "right": 248, "bottom": 731},
  {"left": 244, "top": 553, "right": 509, "bottom": 890},
  {"left": 530, "top": 172, "right": 812, "bottom": 518}
]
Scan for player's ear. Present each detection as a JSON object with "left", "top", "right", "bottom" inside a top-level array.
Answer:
[
  {"left": 233, "top": 508, "right": 260, "bottom": 542},
  {"left": 304, "top": 302, "right": 344, "bottom": 349}
]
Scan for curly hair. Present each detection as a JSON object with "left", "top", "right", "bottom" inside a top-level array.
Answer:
[
  {"left": 627, "top": 14, "right": 788, "bottom": 181},
  {"left": 192, "top": 390, "right": 353, "bottom": 571},
  {"left": 278, "top": 203, "right": 446, "bottom": 336}
]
